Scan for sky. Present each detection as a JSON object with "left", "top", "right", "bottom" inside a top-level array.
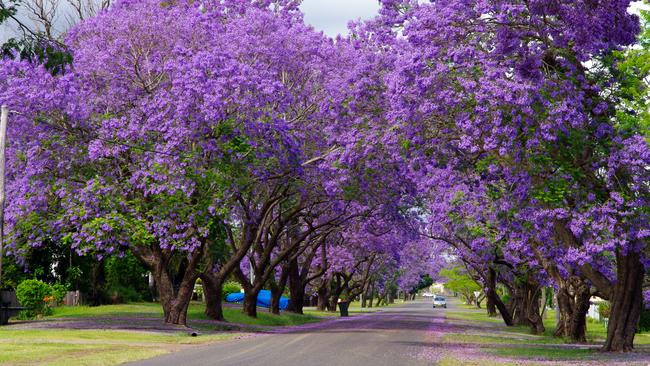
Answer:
[
  {"left": 302, "top": 1, "right": 650, "bottom": 38},
  {"left": 0, "top": 0, "right": 381, "bottom": 42},
  {"left": 1, "top": 1, "right": 648, "bottom": 42},
  {"left": 300, "top": 0, "right": 381, "bottom": 37}
]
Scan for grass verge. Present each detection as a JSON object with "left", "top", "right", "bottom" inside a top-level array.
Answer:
[
  {"left": 440, "top": 299, "right": 650, "bottom": 365},
  {"left": 49, "top": 302, "right": 323, "bottom": 328},
  {"left": 487, "top": 346, "right": 594, "bottom": 360},
  {"left": 0, "top": 328, "right": 239, "bottom": 366}
]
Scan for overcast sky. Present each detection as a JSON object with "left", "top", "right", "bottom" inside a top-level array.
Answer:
[
  {"left": 0, "top": 0, "right": 381, "bottom": 42},
  {"left": 2, "top": 1, "right": 648, "bottom": 42},
  {"left": 300, "top": 0, "right": 380, "bottom": 37}
]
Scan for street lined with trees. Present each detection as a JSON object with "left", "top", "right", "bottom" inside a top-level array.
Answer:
[{"left": 0, "top": 0, "right": 649, "bottom": 363}]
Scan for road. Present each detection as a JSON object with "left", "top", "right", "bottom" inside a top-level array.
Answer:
[{"left": 127, "top": 300, "right": 444, "bottom": 366}]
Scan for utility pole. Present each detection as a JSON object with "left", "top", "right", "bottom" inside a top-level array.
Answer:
[{"left": 0, "top": 105, "right": 8, "bottom": 291}]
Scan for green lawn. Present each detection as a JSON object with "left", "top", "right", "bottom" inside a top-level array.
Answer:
[
  {"left": 440, "top": 299, "right": 650, "bottom": 365},
  {"left": 488, "top": 346, "right": 594, "bottom": 360},
  {"left": 0, "top": 329, "right": 239, "bottom": 366},
  {"left": 444, "top": 308, "right": 504, "bottom": 324},
  {"left": 49, "top": 301, "right": 323, "bottom": 327},
  {"left": 441, "top": 333, "right": 560, "bottom": 345},
  {"left": 446, "top": 303, "right": 612, "bottom": 344},
  {"left": 0, "top": 299, "right": 388, "bottom": 365},
  {"left": 4, "top": 300, "right": 328, "bottom": 365}
]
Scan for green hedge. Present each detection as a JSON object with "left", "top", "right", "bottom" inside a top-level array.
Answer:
[
  {"left": 222, "top": 281, "right": 242, "bottom": 299},
  {"left": 16, "top": 280, "right": 54, "bottom": 318}
]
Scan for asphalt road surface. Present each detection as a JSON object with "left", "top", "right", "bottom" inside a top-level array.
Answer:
[{"left": 127, "top": 300, "right": 445, "bottom": 366}]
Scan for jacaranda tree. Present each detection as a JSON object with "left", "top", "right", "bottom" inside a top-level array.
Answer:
[{"left": 1, "top": 0, "right": 648, "bottom": 353}]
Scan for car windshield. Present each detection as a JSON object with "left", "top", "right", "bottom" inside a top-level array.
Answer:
[{"left": 435, "top": 297, "right": 445, "bottom": 301}]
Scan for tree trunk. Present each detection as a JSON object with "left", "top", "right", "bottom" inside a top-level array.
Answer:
[
  {"left": 243, "top": 289, "right": 259, "bottom": 318},
  {"left": 603, "top": 251, "right": 644, "bottom": 352},
  {"left": 361, "top": 278, "right": 371, "bottom": 308},
  {"left": 368, "top": 283, "right": 374, "bottom": 308},
  {"left": 486, "top": 268, "right": 498, "bottom": 317},
  {"left": 494, "top": 293, "right": 514, "bottom": 326},
  {"left": 554, "top": 276, "right": 589, "bottom": 342},
  {"left": 233, "top": 265, "right": 261, "bottom": 318},
  {"left": 511, "top": 280, "right": 545, "bottom": 334},
  {"left": 554, "top": 283, "right": 572, "bottom": 338},
  {"left": 476, "top": 294, "right": 484, "bottom": 309},
  {"left": 155, "top": 265, "right": 196, "bottom": 325},
  {"left": 486, "top": 274, "right": 513, "bottom": 326},
  {"left": 317, "top": 282, "right": 329, "bottom": 311},
  {"left": 328, "top": 281, "right": 344, "bottom": 312},
  {"left": 285, "top": 259, "right": 305, "bottom": 314},
  {"left": 200, "top": 274, "right": 224, "bottom": 321},
  {"left": 132, "top": 246, "right": 200, "bottom": 326},
  {"left": 287, "top": 283, "right": 305, "bottom": 314},
  {"left": 270, "top": 286, "right": 282, "bottom": 315},
  {"left": 375, "top": 292, "right": 382, "bottom": 307},
  {"left": 328, "top": 295, "right": 338, "bottom": 312}
]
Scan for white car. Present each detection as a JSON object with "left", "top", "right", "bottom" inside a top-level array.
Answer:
[{"left": 432, "top": 296, "right": 447, "bottom": 308}]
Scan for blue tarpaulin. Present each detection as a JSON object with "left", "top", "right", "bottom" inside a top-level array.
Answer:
[{"left": 225, "top": 290, "right": 289, "bottom": 310}]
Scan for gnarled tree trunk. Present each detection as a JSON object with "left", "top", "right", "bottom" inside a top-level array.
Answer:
[
  {"left": 234, "top": 266, "right": 263, "bottom": 318},
  {"left": 242, "top": 288, "right": 260, "bottom": 318},
  {"left": 270, "top": 266, "right": 290, "bottom": 315},
  {"left": 375, "top": 291, "right": 383, "bottom": 307},
  {"left": 603, "top": 251, "right": 644, "bottom": 352},
  {"left": 485, "top": 269, "right": 512, "bottom": 325},
  {"left": 132, "top": 245, "right": 201, "bottom": 326},
  {"left": 554, "top": 276, "right": 590, "bottom": 342},
  {"left": 317, "top": 280, "right": 329, "bottom": 311},
  {"left": 511, "top": 279, "right": 545, "bottom": 334},
  {"left": 200, "top": 274, "right": 224, "bottom": 321},
  {"left": 285, "top": 258, "right": 308, "bottom": 314}
]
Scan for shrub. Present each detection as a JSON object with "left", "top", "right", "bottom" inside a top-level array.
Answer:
[
  {"left": 194, "top": 279, "right": 204, "bottom": 300},
  {"left": 222, "top": 281, "right": 242, "bottom": 299},
  {"left": 103, "top": 253, "right": 149, "bottom": 303},
  {"left": 598, "top": 302, "right": 611, "bottom": 319},
  {"left": 51, "top": 283, "right": 68, "bottom": 304},
  {"left": 501, "top": 294, "right": 510, "bottom": 305},
  {"left": 106, "top": 285, "right": 143, "bottom": 304},
  {"left": 638, "top": 308, "right": 650, "bottom": 333},
  {"left": 16, "top": 279, "right": 53, "bottom": 318}
]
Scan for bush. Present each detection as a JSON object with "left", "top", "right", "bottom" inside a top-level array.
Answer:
[
  {"left": 106, "top": 285, "right": 143, "bottom": 304},
  {"left": 194, "top": 279, "right": 204, "bottom": 300},
  {"left": 103, "top": 253, "right": 149, "bottom": 303},
  {"left": 51, "top": 283, "right": 68, "bottom": 304},
  {"left": 638, "top": 308, "right": 650, "bottom": 333},
  {"left": 16, "top": 279, "right": 53, "bottom": 318},
  {"left": 598, "top": 302, "right": 611, "bottom": 319},
  {"left": 501, "top": 294, "right": 510, "bottom": 305},
  {"left": 222, "top": 281, "right": 242, "bottom": 299}
]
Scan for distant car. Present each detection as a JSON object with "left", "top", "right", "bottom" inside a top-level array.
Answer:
[{"left": 432, "top": 296, "right": 447, "bottom": 308}]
